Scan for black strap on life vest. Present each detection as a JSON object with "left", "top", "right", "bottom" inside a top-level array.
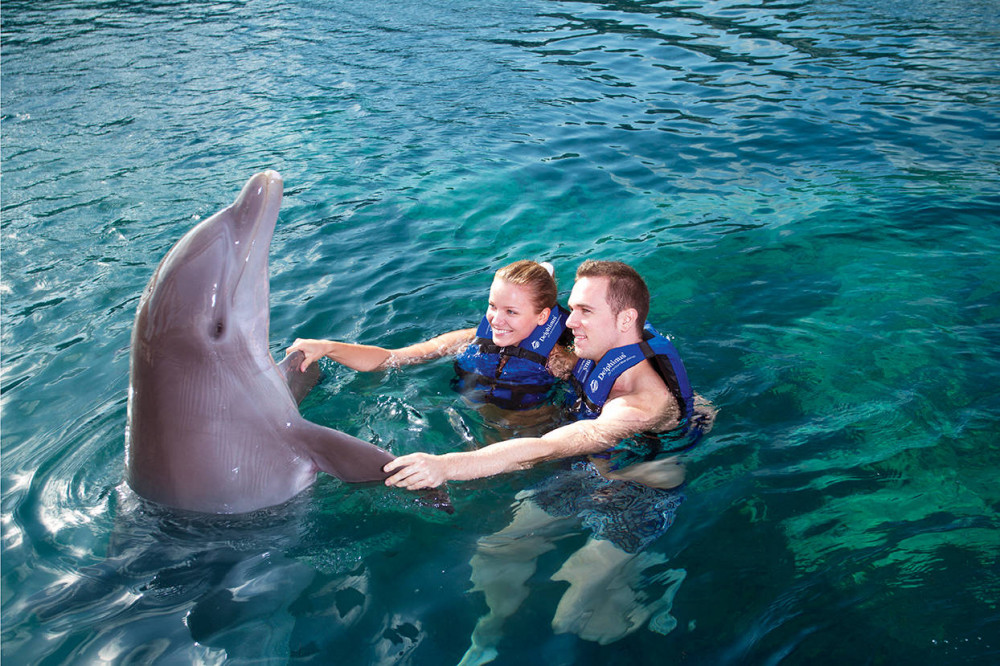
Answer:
[
  {"left": 639, "top": 338, "right": 688, "bottom": 418},
  {"left": 471, "top": 338, "right": 549, "bottom": 367}
]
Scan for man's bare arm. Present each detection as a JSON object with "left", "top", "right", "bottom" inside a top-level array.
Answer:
[{"left": 383, "top": 394, "right": 662, "bottom": 489}]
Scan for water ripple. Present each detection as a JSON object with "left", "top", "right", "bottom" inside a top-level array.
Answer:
[{"left": 3, "top": 0, "right": 999, "bottom": 663}]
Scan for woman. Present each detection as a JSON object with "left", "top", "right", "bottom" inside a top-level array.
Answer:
[{"left": 286, "top": 260, "right": 575, "bottom": 410}]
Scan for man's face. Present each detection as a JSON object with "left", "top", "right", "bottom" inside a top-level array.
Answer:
[{"left": 566, "top": 276, "right": 622, "bottom": 360}]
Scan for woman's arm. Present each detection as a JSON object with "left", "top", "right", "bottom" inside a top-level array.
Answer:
[
  {"left": 286, "top": 328, "right": 476, "bottom": 372},
  {"left": 286, "top": 339, "right": 392, "bottom": 372},
  {"left": 386, "top": 328, "right": 477, "bottom": 366}
]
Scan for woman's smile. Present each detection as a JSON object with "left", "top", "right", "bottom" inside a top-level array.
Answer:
[{"left": 485, "top": 278, "right": 549, "bottom": 347}]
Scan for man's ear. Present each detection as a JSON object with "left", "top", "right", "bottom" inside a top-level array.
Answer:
[{"left": 617, "top": 308, "right": 639, "bottom": 333}]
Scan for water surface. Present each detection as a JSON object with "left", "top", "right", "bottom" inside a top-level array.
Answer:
[{"left": 3, "top": 0, "right": 999, "bottom": 663}]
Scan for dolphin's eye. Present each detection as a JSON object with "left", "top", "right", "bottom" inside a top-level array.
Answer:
[{"left": 212, "top": 321, "right": 225, "bottom": 339}]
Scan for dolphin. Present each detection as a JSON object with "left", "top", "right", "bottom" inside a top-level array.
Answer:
[{"left": 126, "top": 170, "right": 403, "bottom": 514}]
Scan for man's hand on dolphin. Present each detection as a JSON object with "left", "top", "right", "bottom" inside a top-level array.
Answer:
[{"left": 384, "top": 454, "right": 450, "bottom": 490}]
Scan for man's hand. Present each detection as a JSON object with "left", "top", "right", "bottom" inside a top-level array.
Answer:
[{"left": 384, "top": 453, "right": 450, "bottom": 489}]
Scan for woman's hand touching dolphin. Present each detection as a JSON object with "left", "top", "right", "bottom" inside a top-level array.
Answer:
[
  {"left": 285, "top": 338, "right": 392, "bottom": 373},
  {"left": 285, "top": 339, "right": 332, "bottom": 372}
]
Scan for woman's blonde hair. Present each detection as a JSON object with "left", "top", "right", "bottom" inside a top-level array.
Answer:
[{"left": 494, "top": 260, "right": 558, "bottom": 313}]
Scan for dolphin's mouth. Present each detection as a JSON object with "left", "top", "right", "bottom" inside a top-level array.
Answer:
[
  {"left": 230, "top": 170, "right": 283, "bottom": 265},
  {"left": 225, "top": 171, "right": 283, "bottom": 320}
]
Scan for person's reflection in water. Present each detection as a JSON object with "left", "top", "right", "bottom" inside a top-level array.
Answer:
[{"left": 458, "top": 433, "right": 705, "bottom": 665}]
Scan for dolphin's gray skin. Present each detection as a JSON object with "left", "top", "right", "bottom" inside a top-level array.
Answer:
[{"left": 126, "top": 171, "right": 397, "bottom": 514}]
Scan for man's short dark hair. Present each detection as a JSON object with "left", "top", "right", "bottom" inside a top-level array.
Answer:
[{"left": 575, "top": 260, "right": 650, "bottom": 329}]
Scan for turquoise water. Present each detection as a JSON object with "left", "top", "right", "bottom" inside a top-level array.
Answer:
[{"left": 3, "top": 0, "right": 999, "bottom": 663}]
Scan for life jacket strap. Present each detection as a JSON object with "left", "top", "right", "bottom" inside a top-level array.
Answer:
[
  {"left": 454, "top": 367, "right": 554, "bottom": 395},
  {"left": 472, "top": 338, "right": 549, "bottom": 367},
  {"left": 568, "top": 371, "right": 603, "bottom": 418},
  {"left": 640, "top": 334, "right": 689, "bottom": 419}
]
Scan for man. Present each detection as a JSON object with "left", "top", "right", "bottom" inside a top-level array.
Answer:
[
  {"left": 383, "top": 259, "right": 699, "bottom": 489},
  {"left": 383, "top": 261, "right": 712, "bottom": 662}
]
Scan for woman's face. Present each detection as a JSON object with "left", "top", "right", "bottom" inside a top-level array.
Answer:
[{"left": 485, "top": 278, "right": 551, "bottom": 347}]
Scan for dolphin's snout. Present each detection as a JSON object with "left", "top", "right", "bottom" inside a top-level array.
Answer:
[
  {"left": 228, "top": 171, "right": 284, "bottom": 243},
  {"left": 235, "top": 170, "right": 282, "bottom": 206},
  {"left": 247, "top": 170, "right": 283, "bottom": 197}
]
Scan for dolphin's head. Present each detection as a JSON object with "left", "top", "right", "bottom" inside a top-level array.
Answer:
[{"left": 135, "top": 171, "right": 284, "bottom": 357}]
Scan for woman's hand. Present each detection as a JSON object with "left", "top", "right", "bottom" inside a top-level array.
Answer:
[
  {"left": 384, "top": 453, "right": 451, "bottom": 489},
  {"left": 286, "top": 338, "right": 333, "bottom": 372}
]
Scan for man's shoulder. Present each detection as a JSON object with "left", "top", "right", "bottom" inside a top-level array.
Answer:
[{"left": 607, "top": 362, "right": 679, "bottom": 421}]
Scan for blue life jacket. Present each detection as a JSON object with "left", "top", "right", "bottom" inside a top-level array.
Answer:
[
  {"left": 453, "top": 306, "right": 569, "bottom": 409},
  {"left": 569, "top": 322, "right": 693, "bottom": 422}
]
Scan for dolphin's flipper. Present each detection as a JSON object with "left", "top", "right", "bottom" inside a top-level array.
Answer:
[
  {"left": 297, "top": 421, "right": 396, "bottom": 483},
  {"left": 278, "top": 351, "right": 321, "bottom": 405},
  {"left": 297, "top": 421, "right": 455, "bottom": 513}
]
